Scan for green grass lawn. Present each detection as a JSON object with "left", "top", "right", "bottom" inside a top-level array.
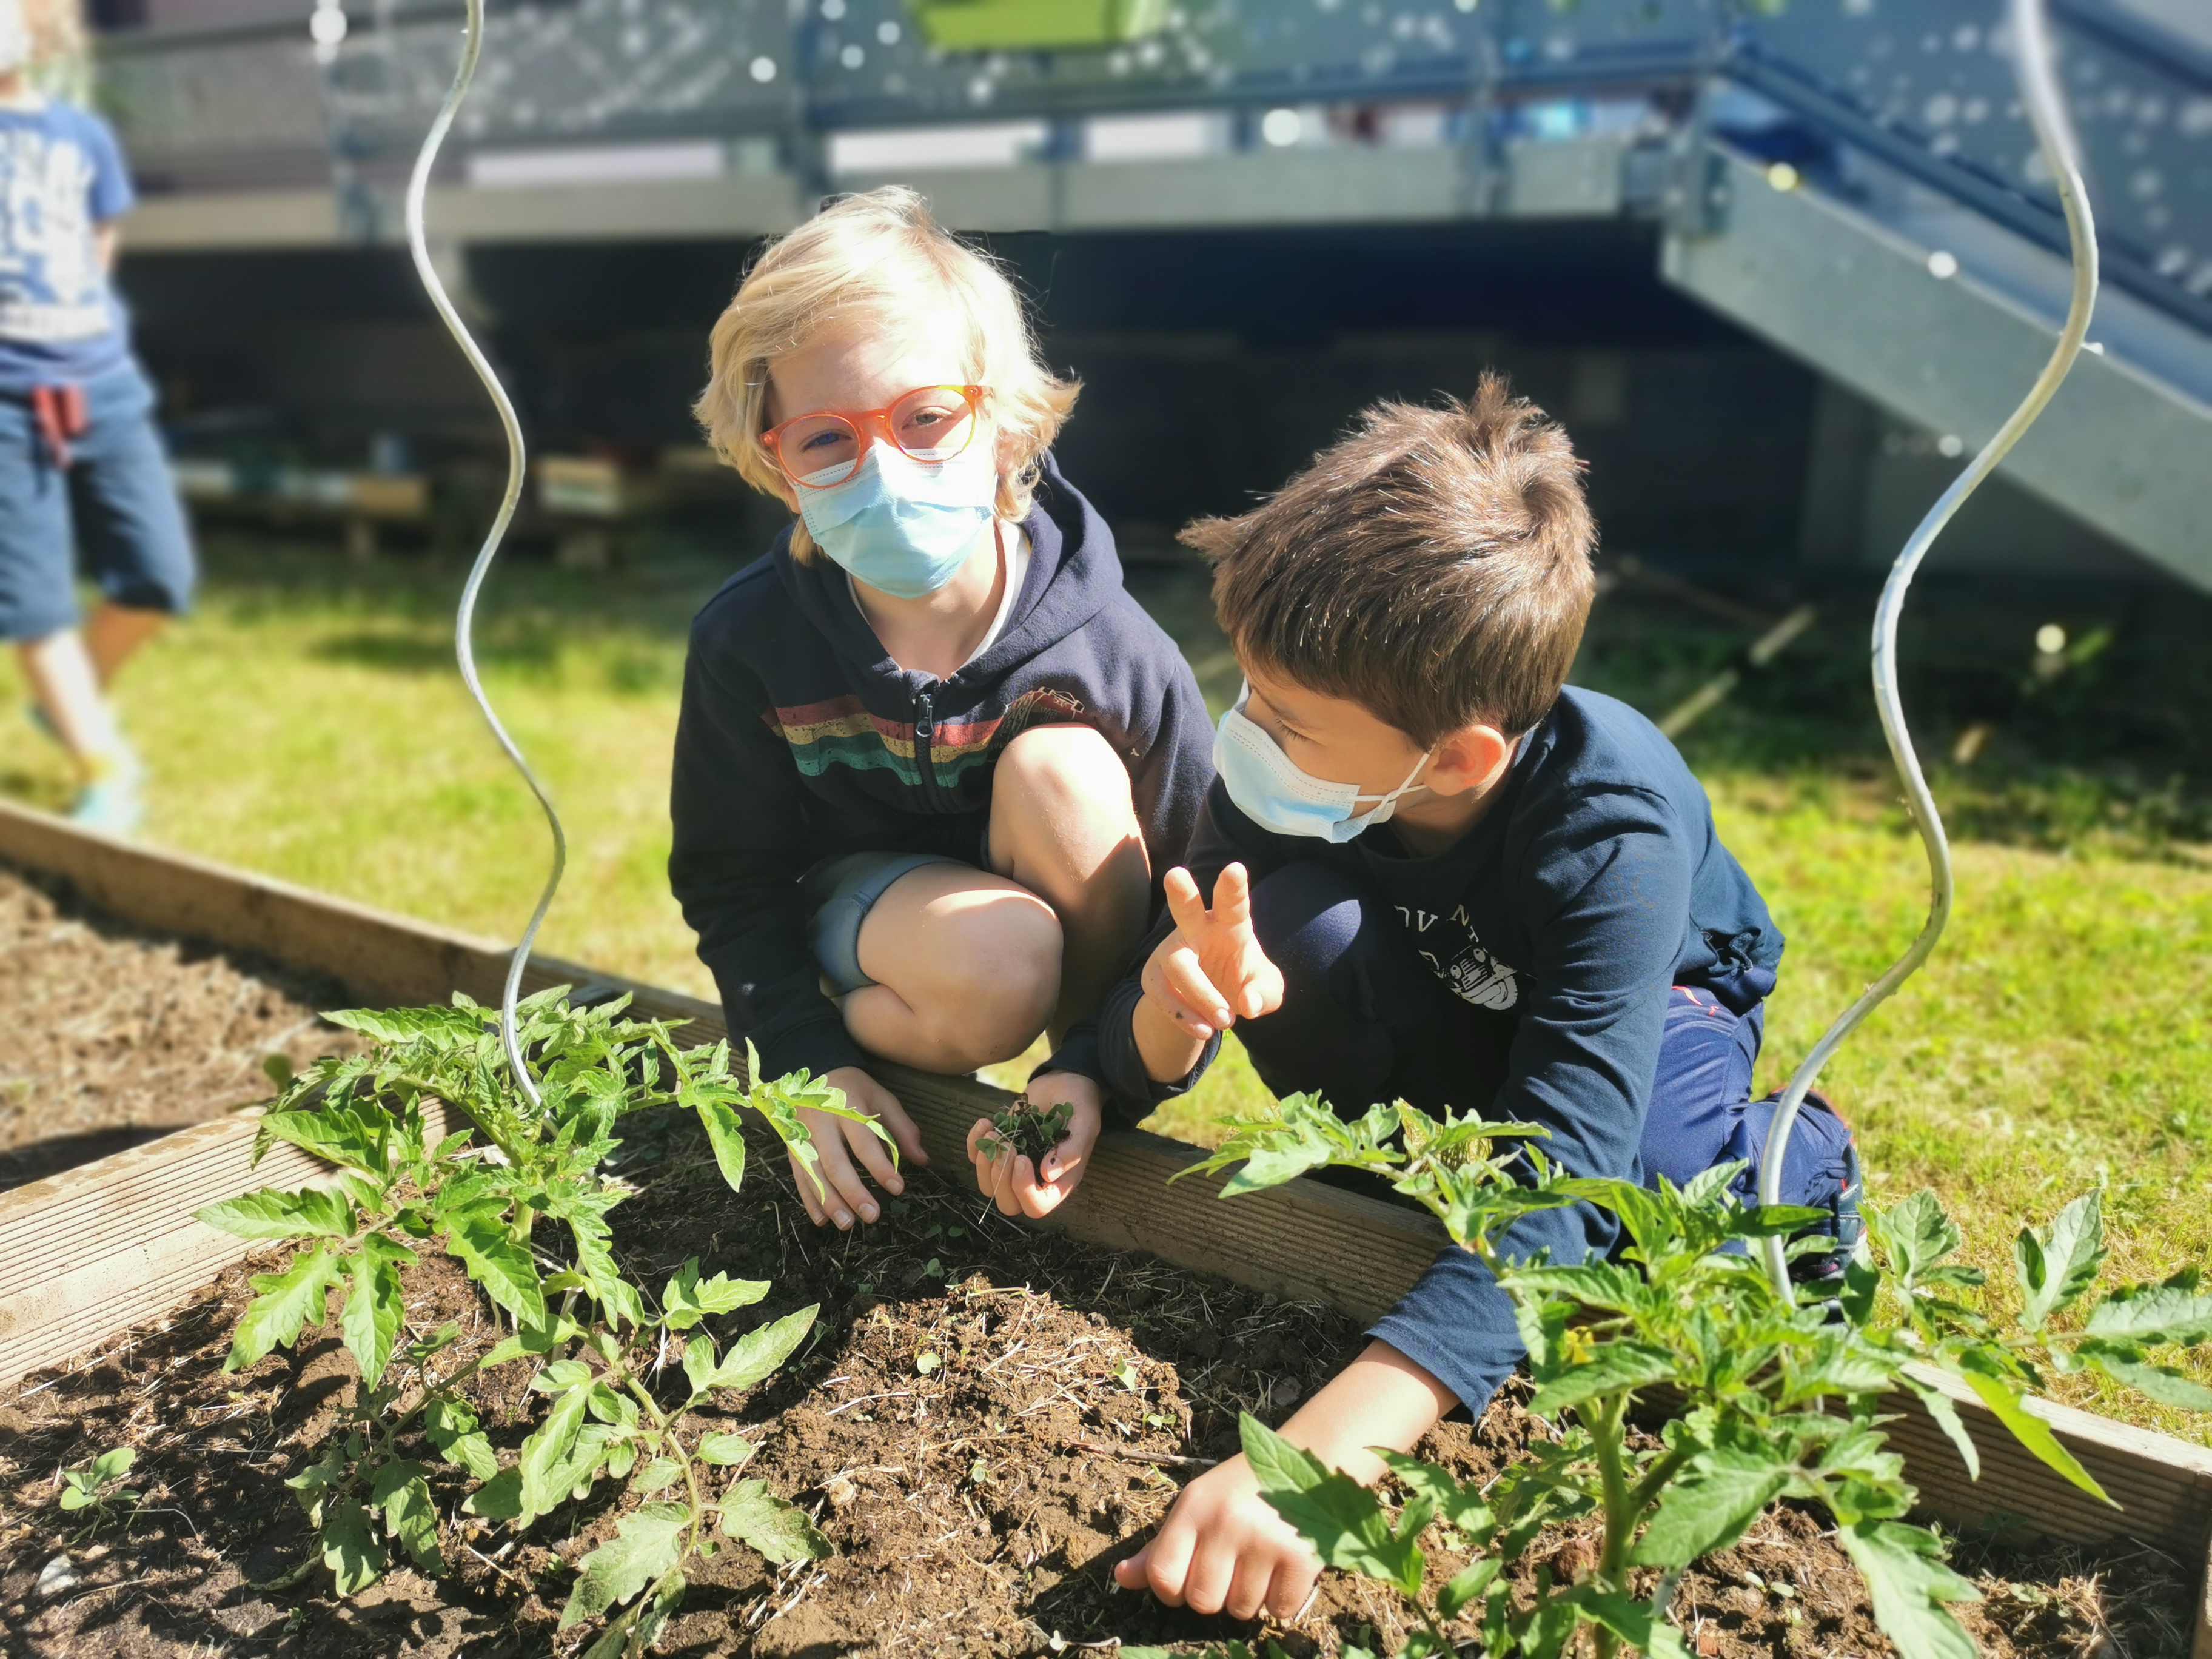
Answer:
[{"left": 5, "top": 533, "right": 2207, "bottom": 1438}]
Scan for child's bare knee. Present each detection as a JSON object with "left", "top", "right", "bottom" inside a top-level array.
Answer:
[
  {"left": 995, "top": 723, "right": 1137, "bottom": 825},
  {"left": 917, "top": 894, "right": 1062, "bottom": 1067}
]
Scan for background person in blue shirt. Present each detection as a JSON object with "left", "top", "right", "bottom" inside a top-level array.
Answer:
[
  {"left": 0, "top": 1, "right": 195, "bottom": 835},
  {"left": 1005, "top": 377, "right": 1862, "bottom": 1623}
]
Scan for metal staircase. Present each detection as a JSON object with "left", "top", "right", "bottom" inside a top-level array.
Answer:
[{"left": 92, "top": 0, "right": 2212, "bottom": 589}]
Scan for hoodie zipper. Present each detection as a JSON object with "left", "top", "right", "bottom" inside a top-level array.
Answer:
[{"left": 913, "top": 688, "right": 940, "bottom": 808}]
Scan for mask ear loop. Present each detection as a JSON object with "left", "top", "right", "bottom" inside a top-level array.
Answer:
[
  {"left": 1754, "top": 0, "right": 2098, "bottom": 1296},
  {"left": 405, "top": 0, "right": 563, "bottom": 1111}
]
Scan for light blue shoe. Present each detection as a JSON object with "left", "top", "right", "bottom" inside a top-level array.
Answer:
[{"left": 69, "top": 749, "right": 145, "bottom": 837}]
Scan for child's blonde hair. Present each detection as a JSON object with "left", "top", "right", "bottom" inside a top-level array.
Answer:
[{"left": 695, "top": 187, "right": 1079, "bottom": 560}]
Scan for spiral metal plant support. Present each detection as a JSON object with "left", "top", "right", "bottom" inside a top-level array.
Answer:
[
  {"left": 405, "top": 0, "right": 564, "bottom": 1110},
  {"left": 1756, "top": 0, "right": 2100, "bottom": 1295}
]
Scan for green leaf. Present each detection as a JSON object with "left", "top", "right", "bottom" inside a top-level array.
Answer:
[
  {"left": 320, "top": 1493, "right": 389, "bottom": 1595},
  {"left": 2076, "top": 1339, "right": 2212, "bottom": 1411},
  {"left": 1572, "top": 1589, "right": 1695, "bottom": 1659},
  {"left": 1525, "top": 1342, "right": 1678, "bottom": 1417},
  {"left": 478, "top": 1313, "right": 581, "bottom": 1371},
  {"left": 688, "top": 1306, "right": 819, "bottom": 1398},
  {"left": 694, "top": 1096, "right": 749, "bottom": 1195},
  {"left": 325, "top": 1004, "right": 489, "bottom": 1046},
  {"left": 340, "top": 1245, "right": 406, "bottom": 1389},
  {"left": 1632, "top": 1448, "right": 1794, "bottom": 1568},
  {"left": 224, "top": 1245, "right": 343, "bottom": 1372},
  {"left": 635, "top": 1458, "right": 685, "bottom": 1495},
  {"left": 1869, "top": 1190, "right": 1963, "bottom": 1292},
  {"left": 90, "top": 1447, "right": 135, "bottom": 1482},
  {"left": 1373, "top": 1451, "right": 1492, "bottom": 1539},
  {"left": 369, "top": 1460, "right": 446, "bottom": 1573},
  {"left": 255, "top": 1108, "right": 388, "bottom": 1177},
  {"left": 463, "top": 1468, "right": 523, "bottom": 1520},
  {"left": 424, "top": 1396, "right": 499, "bottom": 1481},
  {"left": 1900, "top": 1378, "right": 1980, "bottom": 1481},
  {"left": 663, "top": 1259, "right": 772, "bottom": 1330},
  {"left": 441, "top": 1215, "right": 547, "bottom": 1330},
  {"left": 1954, "top": 1360, "right": 2113, "bottom": 1506},
  {"left": 719, "top": 1479, "right": 832, "bottom": 1564},
  {"left": 1241, "top": 1415, "right": 1423, "bottom": 1597},
  {"left": 2083, "top": 1271, "right": 2212, "bottom": 1347},
  {"left": 1839, "top": 1237, "right": 1881, "bottom": 1327},
  {"left": 1836, "top": 1520, "right": 1981, "bottom": 1659},
  {"left": 558, "top": 1501, "right": 689, "bottom": 1630},
  {"left": 533, "top": 1358, "right": 595, "bottom": 1393},
  {"left": 519, "top": 1384, "right": 591, "bottom": 1524},
  {"left": 695, "top": 1431, "right": 755, "bottom": 1466},
  {"left": 2013, "top": 1190, "right": 2106, "bottom": 1331},
  {"left": 1436, "top": 1555, "right": 1500, "bottom": 1618},
  {"left": 196, "top": 1186, "right": 355, "bottom": 1241}
]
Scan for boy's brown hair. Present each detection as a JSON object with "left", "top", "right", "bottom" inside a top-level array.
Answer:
[{"left": 1183, "top": 374, "right": 1596, "bottom": 745}]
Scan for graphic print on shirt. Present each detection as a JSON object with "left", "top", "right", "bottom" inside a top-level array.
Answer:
[
  {"left": 1398, "top": 902, "right": 1521, "bottom": 1011},
  {"left": 0, "top": 126, "right": 108, "bottom": 343}
]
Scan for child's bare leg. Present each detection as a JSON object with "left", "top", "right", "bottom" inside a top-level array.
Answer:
[
  {"left": 16, "top": 628, "right": 121, "bottom": 771},
  {"left": 987, "top": 723, "right": 1150, "bottom": 1043},
  {"left": 82, "top": 602, "right": 166, "bottom": 687},
  {"left": 842, "top": 862, "right": 1061, "bottom": 1073}
]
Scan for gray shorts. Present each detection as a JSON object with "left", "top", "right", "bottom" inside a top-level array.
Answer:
[{"left": 799, "top": 850, "right": 970, "bottom": 996}]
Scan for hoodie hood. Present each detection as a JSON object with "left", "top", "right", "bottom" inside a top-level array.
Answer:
[{"left": 772, "top": 453, "right": 1121, "bottom": 690}]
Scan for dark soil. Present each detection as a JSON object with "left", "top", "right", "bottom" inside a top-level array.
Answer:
[
  {"left": 3, "top": 1101, "right": 2199, "bottom": 1659},
  {"left": 0, "top": 863, "right": 365, "bottom": 1190}
]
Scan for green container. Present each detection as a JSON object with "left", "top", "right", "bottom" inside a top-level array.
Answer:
[{"left": 908, "top": 0, "right": 1171, "bottom": 52}]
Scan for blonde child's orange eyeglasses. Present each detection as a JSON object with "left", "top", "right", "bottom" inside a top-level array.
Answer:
[{"left": 759, "top": 384, "right": 988, "bottom": 489}]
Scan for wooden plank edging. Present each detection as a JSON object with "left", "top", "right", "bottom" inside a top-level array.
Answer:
[{"left": 4, "top": 802, "right": 2211, "bottom": 1602}]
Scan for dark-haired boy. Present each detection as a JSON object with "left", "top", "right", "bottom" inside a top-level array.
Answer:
[{"left": 973, "top": 377, "right": 1860, "bottom": 1622}]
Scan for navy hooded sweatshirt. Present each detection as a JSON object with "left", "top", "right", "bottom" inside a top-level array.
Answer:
[
  {"left": 669, "top": 459, "right": 1214, "bottom": 1085},
  {"left": 1048, "top": 686, "right": 1784, "bottom": 1415}
]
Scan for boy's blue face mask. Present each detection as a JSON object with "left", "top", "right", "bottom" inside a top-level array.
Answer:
[
  {"left": 796, "top": 439, "right": 997, "bottom": 600},
  {"left": 1213, "top": 685, "right": 1433, "bottom": 843}
]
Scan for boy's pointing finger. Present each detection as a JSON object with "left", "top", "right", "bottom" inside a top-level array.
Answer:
[{"left": 1161, "top": 866, "right": 1210, "bottom": 934}]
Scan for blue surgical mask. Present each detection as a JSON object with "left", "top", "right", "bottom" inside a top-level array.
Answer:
[
  {"left": 1213, "top": 685, "right": 1432, "bottom": 843},
  {"left": 797, "top": 439, "right": 997, "bottom": 600}
]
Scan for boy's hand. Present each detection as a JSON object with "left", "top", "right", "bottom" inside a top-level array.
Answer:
[
  {"left": 1113, "top": 1452, "right": 1319, "bottom": 1621},
  {"left": 1142, "top": 862, "right": 1285, "bottom": 1041},
  {"left": 964, "top": 1071, "right": 1102, "bottom": 1220},
  {"left": 1114, "top": 1341, "right": 1456, "bottom": 1624},
  {"left": 791, "top": 1065, "right": 929, "bottom": 1230}
]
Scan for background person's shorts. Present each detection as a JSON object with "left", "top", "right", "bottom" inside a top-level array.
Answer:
[
  {"left": 799, "top": 850, "right": 971, "bottom": 996},
  {"left": 0, "top": 361, "right": 198, "bottom": 642}
]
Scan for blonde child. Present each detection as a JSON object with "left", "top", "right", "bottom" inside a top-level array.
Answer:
[{"left": 675, "top": 187, "right": 1212, "bottom": 1228}]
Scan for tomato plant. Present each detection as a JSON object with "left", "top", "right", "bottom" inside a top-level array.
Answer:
[
  {"left": 195, "top": 987, "right": 888, "bottom": 1655},
  {"left": 1145, "top": 1096, "right": 2212, "bottom": 1659}
]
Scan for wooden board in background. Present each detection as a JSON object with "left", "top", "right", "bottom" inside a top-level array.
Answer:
[
  {"left": 0, "top": 1101, "right": 452, "bottom": 1387},
  {"left": 4, "top": 800, "right": 2210, "bottom": 1625}
]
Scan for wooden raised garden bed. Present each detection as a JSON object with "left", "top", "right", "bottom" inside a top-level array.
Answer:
[{"left": 2, "top": 794, "right": 2208, "bottom": 1657}]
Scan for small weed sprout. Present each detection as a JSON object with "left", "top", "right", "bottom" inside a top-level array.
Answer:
[
  {"left": 976, "top": 1094, "right": 1073, "bottom": 1164},
  {"left": 195, "top": 988, "right": 889, "bottom": 1656},
  {"left": 1138, "top": 1094, "right": 2212, "bottom": 1659},
  {"left": 56, "top": 1447, "right": 140, "bottom": 1538}
]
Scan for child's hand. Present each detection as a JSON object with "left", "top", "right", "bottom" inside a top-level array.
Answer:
[
  {"left": 792, "top": 1065, "right": 930, "bottom": 1230},
  {"left": 1141, "top": 862, "right": 1285, "bottom": 1040},
  {"left": 1112, "top": 1451, "right": 1321, "bottom": 1621},
  {"left": 964, "top": 1072, "right": 1101, "bottom": 1220}
]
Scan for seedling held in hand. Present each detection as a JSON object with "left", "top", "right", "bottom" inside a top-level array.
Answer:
[{"left": 976, "top": 1093, "right": 1073, "bottom": 1164}]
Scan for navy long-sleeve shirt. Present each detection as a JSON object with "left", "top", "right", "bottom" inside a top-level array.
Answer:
[
  {"left": 1050, "top": 687, "right": 1783, "bottom": 1413},
  {"left": 670, "top": 458, "right": 1215, "bottom": 1085}
]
